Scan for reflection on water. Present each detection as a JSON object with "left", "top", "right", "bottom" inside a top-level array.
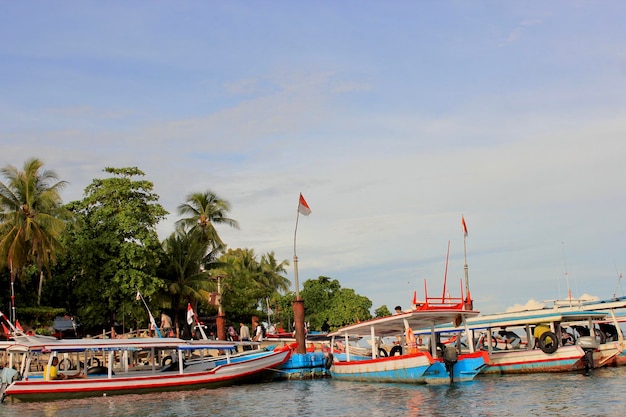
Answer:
[{"left": 3, "top": 367, "right": 626, "bottom": 417}]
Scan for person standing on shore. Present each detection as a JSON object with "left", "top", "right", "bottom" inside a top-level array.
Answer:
[
  {"left": 252, "top": 316, "right": 264, "bottom": 349},
  {"left": 240, "top": 322, "right": 251, "bottom": 351},
  {"left": 161, "top": 312, "right": 173, "bottom": 337}
]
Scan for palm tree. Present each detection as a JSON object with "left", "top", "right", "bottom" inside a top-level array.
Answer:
[
  {"left": 176, "top": 191, "right": 239, "bottom": 249},
  {"left": 209, "top": 248, "right": 290, "bottom": 324},
  {"left": 260, "top": 252, "right": 291, "bottom": 294},
  {"left": 160, "top": 226, "right": 221, "bottom": 336},
  {"left": 0, "top": 158, "right": 69, "bottom": 305}
]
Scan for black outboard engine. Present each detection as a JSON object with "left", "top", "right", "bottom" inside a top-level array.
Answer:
[
  {"left": 577, "top": 336, "right": 598, "bottom": 375},
  {"left": 443, "top": 345, "right": 459, "bottom": 383}
]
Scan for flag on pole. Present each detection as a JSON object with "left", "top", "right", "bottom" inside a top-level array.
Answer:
[
  {"left": 187, "top": 303, "right": 195, "bottom": 325},
  {"left": 135, "top": 290, "right": 162, "bottom": 337},
  {"left": 298, "top": 193, "right": 311, "bottom": 216},
  {"left": 1, "top": 322, "right": 9, "bottom": 334},
  {"left": 15, "top": 320, "right": 24, "bottom": 332},
  {"left": 462, "top": 215, "right": 468, "bottom": 237}
]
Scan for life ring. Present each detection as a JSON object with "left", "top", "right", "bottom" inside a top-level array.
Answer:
[
  {"left": 324, "top": 353, "right": 334, "bottom": 369},
  {"left": 87, "top": 357, "right": 101, "bottom": 368},
  {"left": 378, "top": 348, "right": 388, "bottom": 357},
  {"left": 58, "top": 358, "right": 73, "bottom": 371},
  {"left": 538, "top": 331, "right": 558, "bottom": 354},
  {"left": 87, "top": 366, "right": 114, "bottom": 375},
  {"left": 389, "top": 345, "right": 403, "bottom": 356}
]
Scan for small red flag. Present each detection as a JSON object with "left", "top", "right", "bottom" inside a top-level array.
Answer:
[
  {"left": 462, "top": 216, "right": 468, "bottom": 237},
  {"left": 15, "top": 320, "right": 24, "bottom": 332},
  {"left": 1, "top": 323, "right": 9, "bottom": 334},
  {"left": 298, "top": 193, "right": 311, "bottom": 216}
]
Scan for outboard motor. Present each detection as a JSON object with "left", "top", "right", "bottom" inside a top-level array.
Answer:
[
  {"left": 443, "top": 345, "right": 459, "bottom": 383},
  {"left": 577, "top": 336, "right": 598, "bottom": 375}
]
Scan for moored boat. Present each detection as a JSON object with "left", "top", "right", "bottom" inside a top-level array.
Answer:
[
  {"left": 1, "top": 336, "right": 293, "bottom": 403},
  {"left": 545, "top": 296, "right": 626, "bottom": 367},
  {"left": 328, "top": 292, "right": 487, "bottom": 384},
  {"left": 415, "top": 309, "right": 619, "bottom": 374}
]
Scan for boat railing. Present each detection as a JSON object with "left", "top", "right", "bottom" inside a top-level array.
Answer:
[{"left": 414, "top": 296, "right": 466, "bottom": 311}]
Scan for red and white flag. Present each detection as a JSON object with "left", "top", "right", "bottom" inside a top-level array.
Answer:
[
  {"left": 462, "top": 216, "right": 468, "bottom": 237},
  {"left": 298, "top": 193, "right": 311, "bottom": 216},
  {"left": 1, "top": 322, "right": 9, "bottom": 334},
  {"left": 15, "top": 320, "right": 24, "bottom": 332},
  {"left": 187, "top": 303, "right": 195, "bottom": 325}
]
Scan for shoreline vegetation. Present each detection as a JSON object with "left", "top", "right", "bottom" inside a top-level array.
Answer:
[{"left": 0, "top": 159, "right": 380, "bottom": 340}]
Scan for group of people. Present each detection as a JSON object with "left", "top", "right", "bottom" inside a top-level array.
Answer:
[
  {"left": 238, "top": 316, "right": 265, "bottom": 350},
  {"left": 159, "top": 311, "right": 269, "bottom": 345}
]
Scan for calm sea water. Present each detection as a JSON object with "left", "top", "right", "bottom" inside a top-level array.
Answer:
[{"left": 3, "top": 366, "right": 626, "bottom": 417}]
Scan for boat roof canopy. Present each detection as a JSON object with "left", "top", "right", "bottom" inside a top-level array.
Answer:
[
  {"left": 329, "top": 309, "right": 479, "bottom": 338},
  {"left": 412, "top": 309, "right": 610, "bottom": 335},
  {"left": 6, "top": 336, "right": 237, "bottom": 353}
]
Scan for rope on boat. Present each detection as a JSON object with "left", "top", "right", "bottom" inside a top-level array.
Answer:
[{"left": 267, "top": 367, "right": 289, "bottom": 374}]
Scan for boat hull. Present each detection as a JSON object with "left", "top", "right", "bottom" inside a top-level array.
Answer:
[
  {"left": 423, "top": 351, "right": 489, "bottom": 384},
  {"left": 330, "top": 352, "right": 433, "bottom": 383},
  {"left": 478, "top": 345, "right": 617, "bottom": 374}
]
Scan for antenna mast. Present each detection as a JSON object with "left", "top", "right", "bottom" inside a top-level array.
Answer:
[{"left": 561, "top": 242, "right": 572, "bottom": 304}]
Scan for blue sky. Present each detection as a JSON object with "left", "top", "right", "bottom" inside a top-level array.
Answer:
[{"left": 3, "top": 1, "right": 626, "bottom": 314}]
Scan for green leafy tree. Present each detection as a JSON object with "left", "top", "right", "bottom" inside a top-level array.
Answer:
[
  {"left": 328, "top": 288, "right": 372, "bottom": 328},
  {"left": 300, "top": 276, "right": 372, "bottom": 331},
  {"left": 176, "top": 191, "right": 239, "bottom": 249},
  {"left": 67, "top": 167, "right": 168, "bottom": 330},
  {"left": 374, "top": 305, "right": 391, "bottom": 318},
  {"left": 0, "top": 158, "right": 70, "bottom": 305}
]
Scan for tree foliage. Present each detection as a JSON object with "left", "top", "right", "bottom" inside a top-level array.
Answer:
[
  {"left": 209, "top": 248, "right": 290, "bottom": 326},
  {"left": 158, "top": 226, "right": 220, "bottom": 335},
  {"left": 176, "top": 191, "right": 239, "bottom": 249},
  {"left": 0, "top": 159, "right": 383, "bottom": 336},
  {"left": 374, "top": 305, "right": 391, "bottom": 318},
  {"left": 64, "top": 167, "right": 168, "bottom": 329},
  {"left": 299, "top": 276, "right": 372, "bottom": 332},
  {"left": 0, "top": 158, "right": 70, "bottom": 305}
]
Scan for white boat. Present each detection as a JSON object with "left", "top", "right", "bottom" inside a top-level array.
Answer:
[
  {"left": 328, "top": 295, "right": 488, "bottom": 384},
  {"left": 0, "top": 336, "right": 293, "bottom": 403},
  {"left": 414, "top": 309, "right": 620, "bottom": 374},
  {"left": 543, "top": 296, "right": 626, "bottom": 367}
]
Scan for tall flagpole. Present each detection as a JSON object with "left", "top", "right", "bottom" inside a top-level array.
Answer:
[
  {"left": 292, "top": 193, "right": 310, "bottom": 354},
  {"left": 293, "top": 209, "right": 301, "bottom": 299}
]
